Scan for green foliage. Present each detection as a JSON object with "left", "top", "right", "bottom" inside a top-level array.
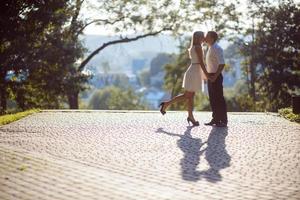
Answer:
[
  {"left": 194, "top": 92, "right": 210, "bottom": 111},
  {"left": 184, "top": 0, "right": 241, "bottom": 37},
  {"left": 245, "top": 1, "right": 300, "bottom": 111},
  {"left": 0, "top": 0, "right": 89, "bottom": 112},
  {"left": 88, "top": 86, "right": 148, "bottom": 110},
  {"left": 0, "top": 109, "right": 40, "bottom": 126},
  {"left": 223, "top": 80, "right": 257, "bottom": 112},
  {"left": 278, "top": 108, "right": 300, "bottom": 123}
]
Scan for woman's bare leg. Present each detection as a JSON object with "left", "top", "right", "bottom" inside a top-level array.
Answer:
[
  {"left": 186, "top": 92, "right": 196, "bottom": 121},
  {"left": 162, "top": 93, "right": 186, "bottom": 111},
  {"left": 162, "top": 91, "right": 195, "bottom": 113}
]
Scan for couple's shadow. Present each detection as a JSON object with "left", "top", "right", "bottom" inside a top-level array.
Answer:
[{"left": 156, "top": 126, "right": 230, "bottom": 182}]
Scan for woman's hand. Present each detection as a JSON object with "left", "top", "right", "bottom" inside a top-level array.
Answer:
[{"left": 204, "top": 71, "right": 213, "bottom": 81}]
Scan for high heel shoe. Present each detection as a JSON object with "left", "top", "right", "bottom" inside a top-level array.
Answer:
[
  {"left": 187, "top": 117, "right": 199, "bottom": 126},
  {"left": 159, "top": 102, "right": 166, "bottom": 115}
]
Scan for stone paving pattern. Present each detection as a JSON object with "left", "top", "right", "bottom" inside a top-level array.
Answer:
[{"left": 0, "top": 110, "right": 299, "bottom": 200}]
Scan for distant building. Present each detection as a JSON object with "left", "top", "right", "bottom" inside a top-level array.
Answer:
[{"left": 89, "top": 72, "right": 130, "bottom": 88}]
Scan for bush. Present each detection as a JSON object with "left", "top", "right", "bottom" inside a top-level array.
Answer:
[
  {"left": 0, "top": 109, "right": 40, "bottom": 125},
  {"left": 278, "top": 108, "right": 300, "bottom": 123}
]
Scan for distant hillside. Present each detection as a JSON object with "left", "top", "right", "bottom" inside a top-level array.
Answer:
[
  {"left": 81, "top": 34, "right": 180, "bottom": 75},
  {"left": 81, "top": 34, "right": 232, "bottom": 77}
]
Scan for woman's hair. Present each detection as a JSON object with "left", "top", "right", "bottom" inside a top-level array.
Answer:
[{"left": 189, "top": 31, "right": 204, "bottom": 50}]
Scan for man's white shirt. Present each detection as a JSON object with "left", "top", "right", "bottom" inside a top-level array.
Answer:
[{"left": 205, "top": 43, "right": 225, "bottom": 73}]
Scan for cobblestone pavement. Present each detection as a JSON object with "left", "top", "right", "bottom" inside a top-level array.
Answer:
[{"left": 0, "top": 110, "right": 299, "bottom": 200}]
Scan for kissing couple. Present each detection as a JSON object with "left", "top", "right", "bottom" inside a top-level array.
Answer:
[{"left": 159, "top": 31, "right": 228, "bottom": 127}]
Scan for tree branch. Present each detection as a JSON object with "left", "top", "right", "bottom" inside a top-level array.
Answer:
[
  {"left": 78, "top": 27, "right": 172, "bottom": 71},
  {"left": 76, "top": 16, "right": 125, "bottom": 37}
]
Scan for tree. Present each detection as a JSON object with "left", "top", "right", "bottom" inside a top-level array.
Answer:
[
  {"left": 252, "top": 1, "right": 300, "bottom": 111},
  {"left": 88, "top": 86, "right": 148, "bottom": 110},
  {"left": 0, "top": 0, "right": 86, "bottom": 113},
  {"left": 61, "top": 0, "right": 91, "bottom": 109},
  {"left": 237, "top": 0, "right": 269, "bottom": 105}
]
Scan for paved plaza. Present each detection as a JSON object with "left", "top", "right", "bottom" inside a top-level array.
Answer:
[{"left": 0, "top": 110, "right": 299, "bottom": 200}]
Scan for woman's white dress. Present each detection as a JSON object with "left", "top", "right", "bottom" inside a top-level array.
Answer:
[{"left": 182, "top": 46, "right": 203, "bottom": 92}]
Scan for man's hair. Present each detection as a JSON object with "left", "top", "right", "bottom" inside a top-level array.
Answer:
[{"left": 207, "top": 31, "right": 218, "bottom": 43}]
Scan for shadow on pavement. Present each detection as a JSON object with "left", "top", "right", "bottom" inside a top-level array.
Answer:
[
  {"left": 199, "top": 127, "right": 231, "bottom": 183},
  {"left": 156, "top": 126, "right": 231, "bottom": 183}
]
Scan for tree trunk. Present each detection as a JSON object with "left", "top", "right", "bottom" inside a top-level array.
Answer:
[
  {"left": 0, "top": 72, "right": 7, "bottom": 114},
  {"left": 249, "top": 60, "right": 256, "bottom": 101},
  {"left": 0, "top": 86, "right": 7, "bottom": 114},
  {"left": 67, "top": 91, "right": 79, "bottom": 109},
  {"left": 250, "top": 16, "right": 256, "bottom": 105}
]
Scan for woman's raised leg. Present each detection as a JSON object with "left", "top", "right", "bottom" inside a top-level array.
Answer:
[{"left": 160, "top": 93, "right": 186, "bottom": 113}]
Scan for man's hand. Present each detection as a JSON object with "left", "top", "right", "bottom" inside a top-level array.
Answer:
[
  {"left": 206, "top": 74, "right": 217, "bottom": 82},
  {"left": 210, "top": 74, "right": 218, "bottom": 82},
  {"left": 209, "top": 64, "right": 224, "bottom": 82}
]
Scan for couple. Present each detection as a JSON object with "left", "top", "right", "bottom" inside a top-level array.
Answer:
[{"left": 159, "top": 31, "right": 227, "bottom": 127}]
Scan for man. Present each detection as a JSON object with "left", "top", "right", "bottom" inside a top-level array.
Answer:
[{"left": 204, "top": 31, "right": 228, "bottom": 127}]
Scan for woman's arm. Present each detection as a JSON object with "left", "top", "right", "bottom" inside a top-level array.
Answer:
[{"left": 194, "top": 46, "right": 210, "bottom": 79}]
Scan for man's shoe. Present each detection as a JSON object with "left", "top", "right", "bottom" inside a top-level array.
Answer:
[
  {"left": 204, "top": 120, "right": 217, "bottom": 126},
  {"left": 216, "top": 121, "right": 227, "bottom": 127}
]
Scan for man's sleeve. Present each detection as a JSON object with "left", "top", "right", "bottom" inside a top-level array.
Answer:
[{"left": 216, "top": 47, "right": 225, "bottom": 65}]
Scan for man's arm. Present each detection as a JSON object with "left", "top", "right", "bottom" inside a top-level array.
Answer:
[{"left": 211, "top": 47, "right": 225, "bottom": 82}]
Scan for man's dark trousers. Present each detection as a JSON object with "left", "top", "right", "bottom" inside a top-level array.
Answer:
[{"left": 207, "top": 73, "right": 227, "bottom": 123}]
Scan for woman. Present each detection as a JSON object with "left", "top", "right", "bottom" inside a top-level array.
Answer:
[{"left": 159, "top": 31, "right": 209, "bottom": 126}]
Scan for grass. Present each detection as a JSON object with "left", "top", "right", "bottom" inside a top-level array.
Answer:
[
  {"left": 0, "top": 109, "right": 40, "bottom": 126},
  {"left": 278, "top": 108, "right": 300, "bottom": 123}
]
